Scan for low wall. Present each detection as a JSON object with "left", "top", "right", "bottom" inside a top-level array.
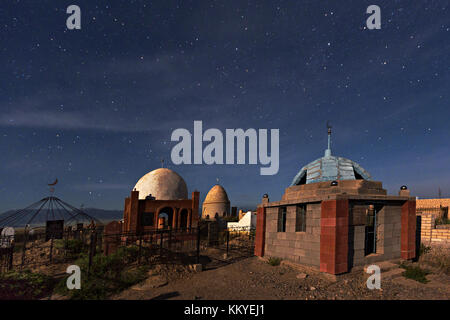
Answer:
[{"left": 420, "top": 213, "right": 450, "bottom": 247}]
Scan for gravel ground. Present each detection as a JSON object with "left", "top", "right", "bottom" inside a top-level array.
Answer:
[{"left": 112, "top": 256, "right": 450, "bottom": 300}]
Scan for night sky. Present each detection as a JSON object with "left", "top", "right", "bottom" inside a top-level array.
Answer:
[{"left": 1, "top": 0, "right": 449, "bottom": 212}]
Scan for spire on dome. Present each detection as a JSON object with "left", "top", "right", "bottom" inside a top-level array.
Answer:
[{"left": 325, "top": 121, "right": 332, "bottom": 157}]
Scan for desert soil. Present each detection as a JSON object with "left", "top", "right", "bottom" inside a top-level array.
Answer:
[{"left": 112, "top": 255, "right": 450, "bottom": 300}]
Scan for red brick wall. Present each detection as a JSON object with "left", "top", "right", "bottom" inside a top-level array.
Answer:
[
  {"left": 254, "top": 206, "right": 266, "bottom": 257},
  {"left": 320, "top": 199, "right": 349, "bottom": 274},
  {"left": 401, "top": 200, "right": 416, "bottom": 259}
]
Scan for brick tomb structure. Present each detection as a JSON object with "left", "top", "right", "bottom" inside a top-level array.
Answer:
[
  {"left": 122, "top": 168, "right": 199, "bottom": 234},
  {"left": 123, "top": 189, "right": 199, "bottom": 234},
  {"left": 254, "top": 130, "right": 416, "bottom": 275}
]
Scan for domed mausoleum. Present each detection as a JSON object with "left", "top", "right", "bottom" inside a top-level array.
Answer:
[
  {"left": 122, "top": 168, "right": 199, "bottom": 234},
  {"left": 254, "top": 126, "right": 417, "bottom": 276},
  {"left": 202, "top": 185, "right": 231, "bottom": 219}
]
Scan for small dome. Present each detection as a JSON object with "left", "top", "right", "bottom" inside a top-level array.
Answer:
[
  {"left": 291, "top": 155, "right": 371, "bottom": 186},
  {"left": 204, "top": 185, "right": 229, "bottom": 203},
  {"left": 134, "top": 168, "right": 188, "bottom": 200},
  {"left": 202, "top": 184, "right": 230, "bottom": 219}
]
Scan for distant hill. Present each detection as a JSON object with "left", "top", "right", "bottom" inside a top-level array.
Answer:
[{"left": 0, "top": 208, "right": 123, "bottom": 227}]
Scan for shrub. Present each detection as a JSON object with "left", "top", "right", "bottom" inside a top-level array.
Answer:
[
  {"left": 419, "top": 246, "right": 450, "bottom": 275},
  {"left": 222, "top": 216, "right": 239, "bottom": 222},
  {"left": 56, "top": 246, "right": 149, "bottom": 300},
  {"left": 267, "top": 257, "right": 282, "bottom": 266},
  {"left": 399, "top": 263, "right": 430, "bottom": 283},
  {"left": 0, "top": 270, "right": 56, "bottom": 300},
  {"left": 436, "top": 217, "right": 450, "bottom": 225},
  {"left": 419, "top": 244, "right": 431, "bottom": 257},
  {"left": 54, "top": 239, "right": 87, "bottom": 259}
]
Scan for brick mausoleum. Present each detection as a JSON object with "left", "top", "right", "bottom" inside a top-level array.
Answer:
[
  {"left": 254, "top": 128, "right": 416, "bottom": 275},
  {"left": 123, "top": 168, "right": 199, "bottom": 233}
]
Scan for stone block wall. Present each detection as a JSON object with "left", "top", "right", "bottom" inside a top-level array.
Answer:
[
  {"left": 376, "top": 205, "right": 402, "bottom": 259},
  {"left": 348, "top": 204, "right": 402, "bottom": 267},
  {"left": 264, "top": 203, "right": 321, "bottom": 268}
]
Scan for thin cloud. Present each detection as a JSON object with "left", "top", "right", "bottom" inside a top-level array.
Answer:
[
  {"left": 0, "top": 110, "right": 188, "bottom": 133},
  {"left": 73, "top": 183, "right": 131, "bottom": 191}
]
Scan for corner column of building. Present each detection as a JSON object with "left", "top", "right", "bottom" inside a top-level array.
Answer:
[
  {"left": 401, "top": 200, "right": 416, "bottom": 260},
  {"left": 419, "top": 213, "right": 434, "bottom": 242},
  {"left": 320, "top": 199, "right": 349, "bottom": 275},
  {"left": 254, "top": 206, "right": 266, "bottom": 257},
  {"left": 192, "top": 191, "right": 199, "bottom": 228},
  {"left": 128, "top": 190, "right": 140, "bottom": 233}
]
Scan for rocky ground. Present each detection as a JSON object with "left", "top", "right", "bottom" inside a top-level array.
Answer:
[{"left": 112, "top": 255, "right": 450, "bottom": 300}]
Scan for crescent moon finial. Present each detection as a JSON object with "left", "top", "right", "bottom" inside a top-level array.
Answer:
[{"left": 48, "top": 178, "right": 58, "bottom": 186}]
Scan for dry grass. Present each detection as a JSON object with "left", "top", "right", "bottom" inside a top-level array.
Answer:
[{"left": 419, "top": 246, "right": 450, "bottom": 275}]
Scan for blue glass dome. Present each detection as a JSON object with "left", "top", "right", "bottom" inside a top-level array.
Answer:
[
  {"left": 290, "top": 155, "right": 371, "bottom": 186},
  {"left": 290, "top": 128, "right": 371, "bottom": 186}
]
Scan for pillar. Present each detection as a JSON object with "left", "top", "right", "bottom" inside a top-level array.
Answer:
[
  {"left": 254, "top": 206, "right": 266, "bottom": 257},
  {"left": 172, "top": 208, "right": 178, "bottom": 229},
  {"left": 320, "top": 199, "right": 349, "bottom": 275},
  {"left": 401, "top": 200, "right": 416, "bottom": 260},
  {"left": 187, "top": 209, "right": 192, "bottom": 229},
  {"left": 192, "top": 191, "right": 200, "bottom": 227},
  {"left": 128, "top": 190, "right": 140, "bottom": 233},
  {"left": 154, "top": 208, "right": 159, "bottom": 229},
  {"left": 175, "top": 209, "right": 180, "bottom": 230}
]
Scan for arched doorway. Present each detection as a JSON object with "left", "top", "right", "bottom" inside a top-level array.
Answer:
[
  {"left": 179, "top": 209, "right": 188, "bottom": 230},
  {"left": 158, "top": 207, "right": 174, "bottom": 230}
]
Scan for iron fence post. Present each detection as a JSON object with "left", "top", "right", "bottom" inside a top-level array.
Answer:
[
  {"left": 196, "top": 225, "right": 200, "bottom": 264},
  {"left": 49, "top": 237, "right": 54, "bottom": 263},
  {"left": 159, "top": 230, "right": 163, "bottom": 256},
  {"left": 226, "top": 229, "right": 230, "bottom": 256},
  {"left": 93, "top": 231, "right": 97, "bottom": 256},
  {"left": 63, "top": 230, "right": 68, "bottom": 259},
  {"left": 8, "top": 243, "right": 14, "bottom": 271},
  {"left": 21, "top": 230, "right": 28, "bottom": 269},
  {"left": 88, "top": 232, "right": 95, "bottom": 276},
  {"left": 168, "top": 228, "right": 172, "bottom": 250},
  {"left": 138, "top": 234, "right": 142, "bottom": 264},
  {"left": 98, "top": 231, "right": 103, "bottom": 255}
]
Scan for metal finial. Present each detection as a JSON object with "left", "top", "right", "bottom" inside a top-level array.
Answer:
[
  {"left": 325, "top": 121, "right": 332, "bottom": 157},
  {"left": 327, "top": 121, "right": 332, "bottom": 134},
  {"left": 161, "top": 158, "right": 164, "bottom": 168}
]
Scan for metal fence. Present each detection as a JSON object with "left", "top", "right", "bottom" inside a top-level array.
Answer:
[{"left": 0, "top": 224, "right": 256, "bottom": 275}]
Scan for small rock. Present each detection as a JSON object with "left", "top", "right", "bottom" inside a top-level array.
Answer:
[
  {"left": 296, "top": 273, "right": 308, "bottom": 280},
  {"left": 309, "top": 286, "right": 316, "bottom": 291},
  {"left": 133, "top": 275, "right": 167, "bottom": 290},
  {"left": 190, "top": 264, "right": 203, "bottom": 272}
]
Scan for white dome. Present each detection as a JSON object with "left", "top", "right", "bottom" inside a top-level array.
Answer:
[{"left": 134, "top": 168, "right": 188, "bottom": 200}]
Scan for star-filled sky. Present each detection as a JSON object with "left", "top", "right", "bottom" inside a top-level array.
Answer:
[{"left": 1, "top": 0, "right": 449, "bottom": 212}]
